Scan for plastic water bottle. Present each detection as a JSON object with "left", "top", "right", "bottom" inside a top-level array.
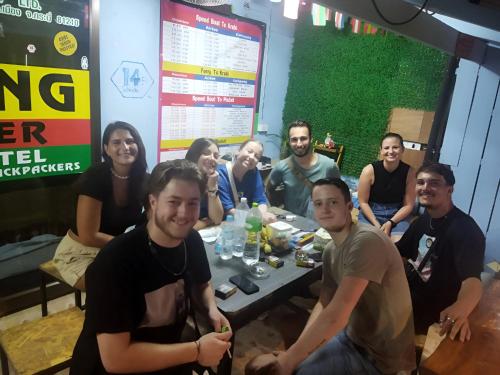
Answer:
[
  {"left": 215, "top": 235, "right": 222, "bottom": 255},
  {"left": 220, "top": 215, "right": 234, "bottom": 260},
  {"left": 243, "top": 203, "right": 262, "bottom": 266},
  {"left": 233, "top": 197, "right": 250, "bottom": 257},
  {"left": 235, "top": 197, "right": 250, "bottom": 226}
]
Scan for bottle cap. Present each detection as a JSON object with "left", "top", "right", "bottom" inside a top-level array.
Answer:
[
  {"left": 226, "top": 215, "right": 234, "bottom": 221},
  {"left": 252, "top": 202, "right": 258, "bottom": 207}
]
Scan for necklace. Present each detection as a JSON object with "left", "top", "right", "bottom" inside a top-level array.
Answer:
[
  {"left": 148, "top": 235, "right": 187, "bottom": 276},
  {"left": 111, "top": 168, "right": 130, "bottom": 180}
]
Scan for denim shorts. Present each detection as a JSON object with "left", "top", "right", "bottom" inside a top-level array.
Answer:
[
  {"left": 295, "top": 331, "right": 381, "bottom": 375},
  {"left": 358, "top": 202, "right": 410, "bottom": 235}
]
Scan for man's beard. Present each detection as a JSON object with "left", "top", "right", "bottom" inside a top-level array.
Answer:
[
  {"left": 418, "top": 194, "right": 433, "bottom": 209},
  {"left": 154, "top": 212, "right": 190, "bottom": 242},
  {"left": 290, "top": 143, "right": 311, "bottom": 158}
]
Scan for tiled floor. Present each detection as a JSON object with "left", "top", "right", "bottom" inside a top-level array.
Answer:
[
  {"left": 230, "top": 298, "right": 313, "bottom": 374},
  {"left": 0, "top": 293, "right": 315, "bottom": 375}
]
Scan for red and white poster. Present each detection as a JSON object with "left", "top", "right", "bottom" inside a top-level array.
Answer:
[{"left": 159, "top": 0, "right": 265, "bottom": 161}]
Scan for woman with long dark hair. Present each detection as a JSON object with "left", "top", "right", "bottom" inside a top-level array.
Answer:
[
  {"left": 185, "top": 138, "right": 224, "bottom": 229},
  {"left": 53, "top": 121, "right": 148, "bottom": 289}
]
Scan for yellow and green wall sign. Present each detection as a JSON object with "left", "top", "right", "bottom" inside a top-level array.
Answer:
[{"left": 0, "top": 0, "right": 91, "bottom": 182}]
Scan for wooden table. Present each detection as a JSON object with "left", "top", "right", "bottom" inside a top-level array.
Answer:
[
  {"left": 207, "top": 212, "right": 321, "bottom": 375},
  {"left": 419, "top": 278, "right": 500, "bottom": 375}
]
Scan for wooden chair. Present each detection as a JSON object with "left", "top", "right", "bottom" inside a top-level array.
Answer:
[
  {"left": 39, "top": 260, "right": 83, "bottom": 316},
  {"left": 0, "top": 307, "right": 84, "bottom": 375}
]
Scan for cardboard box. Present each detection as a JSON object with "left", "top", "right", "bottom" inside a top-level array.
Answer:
[
  {"left": 401, "top": 149, "right": 426, "bottom": 170},
  {"left": 388, "top": 108, "right": 434, "bottom": 144}
]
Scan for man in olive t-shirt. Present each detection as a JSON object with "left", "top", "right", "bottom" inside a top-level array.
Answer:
[{"left": 246, "top": 178, "right": 415, "bottom": 375}]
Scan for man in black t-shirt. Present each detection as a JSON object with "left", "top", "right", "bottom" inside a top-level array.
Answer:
[
  {"left": 396, "top": 163, "right": 485, "bottom": 341},
  {"left": 71, "top": 160, "right": 232, "bottom": 374}
]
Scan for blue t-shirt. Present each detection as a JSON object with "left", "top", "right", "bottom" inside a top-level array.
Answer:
[{"left": 217, "top": 163, "right": 267, "bottom": 212}]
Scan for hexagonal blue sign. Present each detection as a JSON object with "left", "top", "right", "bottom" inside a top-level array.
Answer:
[{"left": 111, "top": 61, "right": 153, "bottom": 98}]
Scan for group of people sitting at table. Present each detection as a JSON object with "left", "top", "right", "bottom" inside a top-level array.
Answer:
[{"left": 49, "top": 119, "right": 485, "bottom": 374}]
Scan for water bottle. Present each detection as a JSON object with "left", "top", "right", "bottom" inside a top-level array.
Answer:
[
  {"left": 243, "top": 203, "right": 262, "bottom": 266},
  {"left": 235, "top": 197, "right": 250, "bottom": 225},
  {"left": 214, "top": 235, "right": 223, "bottom": 255},
  {"left": 233, "top": 197, "right": 250, "bottom": 257},
  {"left": 220, "top": 215, "right": 234, "bottom": 260}
]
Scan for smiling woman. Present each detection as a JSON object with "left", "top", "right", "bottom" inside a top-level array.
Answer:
[
  {"left": 51, "top": 121, "right": 149, "bottom": 290},
  {"left": 185, "top": 138, "right": 224, "bottom": 230},
  {"left": 217, "top": 140, "right": 276, "bottom": 224},
  {"left": 357, "top": 132, "right": 416, "bottom": 239}
]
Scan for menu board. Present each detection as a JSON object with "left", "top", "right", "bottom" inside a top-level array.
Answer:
[
  {"left": 0, "top": 0, "right": 91, "bottom": 182},
  {"left": 159, "top": 0, "right": 265, "bottom": 161}
]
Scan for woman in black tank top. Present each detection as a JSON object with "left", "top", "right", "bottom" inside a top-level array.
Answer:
[{"left": 357, "top": 133, "right": 416, "bottom": 239}]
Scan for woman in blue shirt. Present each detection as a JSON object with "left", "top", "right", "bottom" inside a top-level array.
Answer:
[{"left": 218, "top": 140, "right": 276, "bottom": 224}]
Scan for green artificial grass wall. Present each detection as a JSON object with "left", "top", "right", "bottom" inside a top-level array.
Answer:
[{"left": 282, "top": 15, "right": 450, "bottom": 176}]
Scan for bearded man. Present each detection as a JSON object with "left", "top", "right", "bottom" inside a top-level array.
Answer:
[
  {"left": 267, "top": 120, "right": 340, "bottom": 217},
  {"left": 396, "top": 163, "right": 485, "bottom": 341}
]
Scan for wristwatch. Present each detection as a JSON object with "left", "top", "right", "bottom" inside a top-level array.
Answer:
[
  {"left": 208, "top": 188, "right": 218, "bottom": 197},
  {"left": 388, "top": 219, "right": 397, "bottom": 226}
]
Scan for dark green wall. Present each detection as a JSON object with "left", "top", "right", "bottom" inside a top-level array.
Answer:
[{"left": 282, "top": 15, "right": 449, "bottom": 176}]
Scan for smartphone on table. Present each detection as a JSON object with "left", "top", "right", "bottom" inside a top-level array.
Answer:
[{"left": 229, "top": 274, "right": 259, "bottom": 295}]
